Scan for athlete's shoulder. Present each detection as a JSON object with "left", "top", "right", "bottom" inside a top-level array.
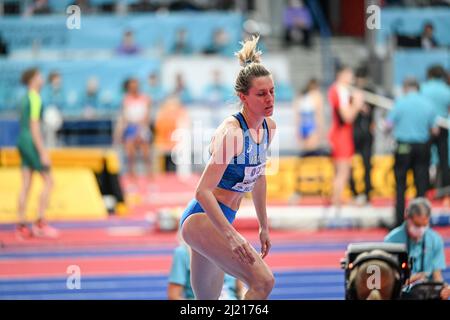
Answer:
[
  {"left": 312, "top": 89, "right": 324, "bottom": 105},
  {"left": 220, "top": 115, "right": 243, "bottom": 137},
  {"left": 223, "top": 114, "right": 241, "bottom": 127},
  {"left": 209, "top": 115, "right": 244, "bottom": 159},
  {"left": 210, "top": 115, "right": 243, "bottom": 150}
]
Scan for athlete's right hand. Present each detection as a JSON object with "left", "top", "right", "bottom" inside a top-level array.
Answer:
[{"left": 229, "top": 232, "right": 256, "bottom": 265}]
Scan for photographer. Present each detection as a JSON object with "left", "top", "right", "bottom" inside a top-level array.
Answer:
[
  {"left": 349, "top": 250, "right": 400, "bottom": 300},
  {"left": 384, "top": 197, "right": 449, "bottom": 300}
]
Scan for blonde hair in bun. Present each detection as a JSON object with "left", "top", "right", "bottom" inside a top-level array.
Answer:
[{"left": 234, "top": 35, "right": 271, "bottom": 95}]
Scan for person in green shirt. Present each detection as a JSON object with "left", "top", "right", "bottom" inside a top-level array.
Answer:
[{"left": 16, "top": 68, "right": 59, "bottom": 240}]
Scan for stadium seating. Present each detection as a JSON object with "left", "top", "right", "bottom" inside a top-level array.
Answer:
[
  {"left": 265, "top": 155, "right": 418, "bottom": 202},
  {"left": 0, "top": 13, "right": 244, "bottom": 54},
  {"left": 0, "top": 147, "right": 107, "bottom": 173},
  {"left": 377, "top": 7, "right": 450, "bottom": 48},
  {"left": 393, "top": 49, "right": 450, "bottom": 87}
]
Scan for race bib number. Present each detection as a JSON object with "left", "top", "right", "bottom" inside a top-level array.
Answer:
[{"left": 231, "top": 163, "right": 265, "bottom": 192}]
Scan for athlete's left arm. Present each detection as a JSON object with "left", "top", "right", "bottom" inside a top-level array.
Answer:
[
  {"left": 142, "top": 95, "right": 152, "bottom": 127},
  {"left": 113, "top": 100, "right": 126, "bottom": 145},
  {"left": 252, "top": 173, "right": 269, "bottom": 259},
  {"left": 251, "top": 118, "right": 276, "bottom": 259}
]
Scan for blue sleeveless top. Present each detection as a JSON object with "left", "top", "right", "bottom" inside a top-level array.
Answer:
[
  {"left": 298, "top": 93, "right": 316, "bottom": 139},
  {"left": 217, "top": 112, "right": 270, "bottom": 193}
]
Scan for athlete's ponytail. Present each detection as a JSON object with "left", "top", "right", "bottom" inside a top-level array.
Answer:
[{"left": 234, "top": 35, "right": 271, "bottom": 95}]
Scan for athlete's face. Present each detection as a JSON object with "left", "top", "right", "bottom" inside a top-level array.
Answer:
[
  {"left": 128, "top": 79, "right": 139, "bottom": 94},
  {"left": 32, "top": 72, "right": 44, "bottom": 91},
  {"left": 240, "top": 76, "right": 274, "bottom": 117},
  {"left": 338, "top": 68, "right": 354, "bottom": 86}
]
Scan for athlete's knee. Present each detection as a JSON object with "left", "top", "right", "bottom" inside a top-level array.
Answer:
[
  {"left": 42, "top": 175, "right": 53, "bottom": 192},
  {"left": 261, "top": 272, "right": 275, "bottom": 292},
  {"left": 47, "top": 177, "right": 54, "bottom": 190},
  {"left": 21, "top": 181, "right": 32, "bottom": 193},
  {"left": 249, "top": 270, "right": 275, "bottom": 296}
]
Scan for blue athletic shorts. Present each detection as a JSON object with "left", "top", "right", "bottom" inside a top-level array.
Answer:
[
  {"left": 179, "top": 198, "right": 237, "bottom": 227},
  {"left": 123, "top": 124, "right": 151, "bottom": 142}
]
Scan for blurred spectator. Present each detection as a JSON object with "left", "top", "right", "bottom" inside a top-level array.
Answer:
[
  {"left": 173, "top": 72, "right": 194, "bottom": 104},
  {"left": 114, "top": 78, "right": 152, "bottom": 177},
  {"left": 24, "top": 0, "right": 52, "bottom": 16},
  {"left": 168, "top": 0, "right": 204, "bottom": 11},
  {"left": 203, "top": 28, "right": 231, "bottom": 55},
  {"left": 116, "top": 30, "right": 141, "bottom": 56},
  {"left": 16, "top": 67, "right": 59, "bottom": 240},
  {"left": 430, "top": 0, "right": 450, "bottom": 6},
  {"left": 394, "top": 32, "right": 422, "bottom": 48},
  {"left": 421, "top": 23, "right": 438, "bottom": 50},
  {"left": 213, "top": 0, "right": 236, "bottom": 10},
  {"left": 327, "top": 65, "right": 364, "bottom": 216},
  {"left": 129, "top": 0, "right": 161, "bottom": 12},
  {"left": 81, "top": 76, "right": 101, "bottom": 119},
  {"left": 147, "top": 72, "right": 168, "bottom": 109},
  {"left": 384, "top": 78, "right": 438, "bottom": 228},
  {"left": 0, "top": 33, "right": 9, "bottom": 56},
  {"left": 349, "top": 67, "right": 376, "bottom": 206},
  {"left": 2, "top": 0, "right": 21, "bottom": 15},
  {"left": 168, "top": 240, "right": 245, "bottom": 300},
  {"left": 421, "top": 65, "right": 450, "bottom": 194},
  {"left": 97, "top": 1, "right": 115, "bottom": 13},
  {"left": 154, "top": 95, "right": 190, "bottom": 172},
  {"left": 385, "top": 197, "right": 449, "bottom": 300},
  {"left": 295, "top": 78, "right": 326, "bottom": 156},
  {"left": 432, "top": 0, "right": 450, "bottom": 5},
  {"left": 170, "top": 28, "right": 194, "bottom": 55},
  {"left": 282, "top": 0, "right": 313, "bottom": 49},
  {"left": 71, "top": 0, "right": 96, "bottom": 14},
  {"left": 201, "top": 69, "right": 233, "bottom": 108},
  {"left": 381, "top": 0, "right": 405, "bottom": 5},
  {"left": 396, "top": 21, "right": 439, "bottom": 49},
  {"left": 42, "top": 71, "right": 67, "bottom": 112}
]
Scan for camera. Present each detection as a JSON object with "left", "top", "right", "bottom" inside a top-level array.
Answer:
[
  {"left": 341, "top": 242, "right": 411, "bottom": 300},
  {"left": 401, "top": 281, "right": 446, "bottom": 300}
]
